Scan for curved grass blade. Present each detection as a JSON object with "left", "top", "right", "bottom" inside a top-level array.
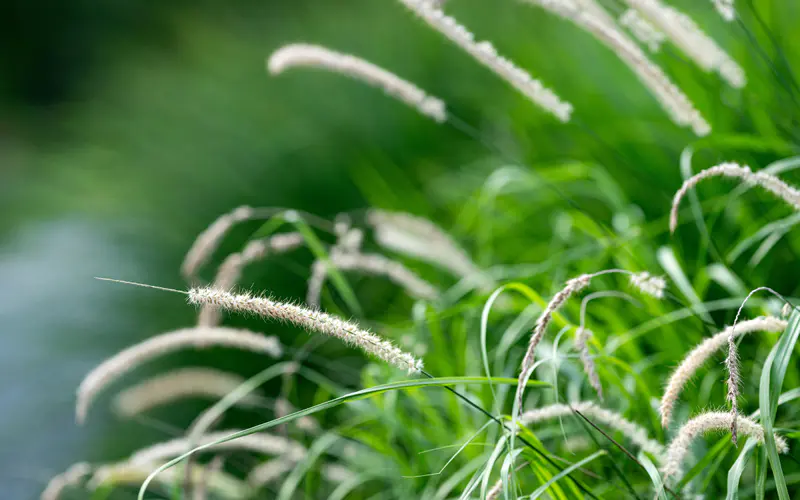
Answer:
[
  {"left": 190, "top": 361, "right": 294, "bottom": 437},
  {"left": 638, "top": 452, "right": 668, "bottom": 500},
  {"left": 751, "top": 387, "right": 800, "bottom": 420},
  {"left": 477, "top": 434, "right": 509, "bottom": 499},
  {"left": 276, "top": 432, "right": 340, "bottom": 500},
  {"left": 657, "top": 246, "right": 713, "bottom": 323},
  {"left": 529, "top": 451, "right": 606, "bottom": 500},
  {"left": 137, "top": 376, "right": 549, "bottom": 499},
  {"left": 705, "top": 263, "right": 747, "bottom": 296},
  {"left": 726, "top": 438, "right": 758, "bottom": 500},
  {"left": 481, "top": 283, "right": 546, "bottom": 400},
  {"left": 288, "top": 215, "right": 363, "bottom": 315},
  {"left": 758, "top": 309, "right": 800, "bottom": 500},
  {"left": 756, "top": 445, "right": 768, "bottom": 500}
]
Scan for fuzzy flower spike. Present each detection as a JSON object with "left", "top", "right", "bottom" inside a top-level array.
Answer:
[
  {"left": 619, "top": 8, "right": 665, "bottom": 52},
  {"left": 112, "top": 367, "right": 261, "bottom": 418},
  {"left": 521, "top": 0, "right": 709, "bottom": 135},
  {"left": 520, "top": 401, "right": 666, "bottom": 461},
  {"left": 397, "top": 0, "right": 573, "bottom": 121},
  {"left": 41, "top": 462, "right": 92, "bottom": 500},
  {"left": 575, "top": 290, "right": 641, "bottom": 400},
  {"left": 659, "top": 316, "right": 787, "bottom": 428},
  {"left": 623, "top": 0, "right": 744, "bottom": 86},
  {"left": 367, "top": 209, "right": 494, "bottom": 292},
  {"left": 724, "top": 287, "right": 788, "bottom": 444},
  {"left": 128, "top": 430, "right": 305, "bottom": 465},
  {"left": 76, "top": 326, "right": 282, "bottom": 424},
  {"left": 670, "top": 163, "right": 800, "bottom": 233},
  {"left": 188, "top": 287, "right": 423, "bottom": 373},
  {"left": 268, "top": 43, "right": 447, "bottom": 123},
  {"left": 198, "top": 231, "right": 304, "bottom": 326},
  {"left": 181, "top": 206, "right": 256, "bottom": 283},
  {"left": 662, "top": 411, "right": 788, "bottom": 485},
  {"left": 514, "top": 269, "right": 665, "bottom": 415}
]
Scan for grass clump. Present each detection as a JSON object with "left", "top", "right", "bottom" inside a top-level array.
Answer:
[{"left": 41, "top": 1, "right": 800, "bottom": 499}]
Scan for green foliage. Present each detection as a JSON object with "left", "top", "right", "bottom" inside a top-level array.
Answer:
[{"left": 7, "top": 0, "right": 800, "bottom": 499}]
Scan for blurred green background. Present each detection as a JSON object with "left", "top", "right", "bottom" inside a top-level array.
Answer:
[{"left": 2, "top": 0, "right": 799, "bottom": 498}]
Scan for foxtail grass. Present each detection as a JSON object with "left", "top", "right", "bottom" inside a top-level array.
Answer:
[
  {"left": 515, "top": 269, "right": 665, "bottom": 417},
  {"left": 623, "top": 0, "right": 745, "bottom": 87},
  {"left": 199, "top": 232, "right": 304, "bottom": 326},
  {"left": 268, "top": 43, "right": 447, "bottom": 122},
  {"left": 659, "top": 316, "right": 786, "bottom": 428},
  {"left": 396, "top": 0, "right": 573, "bottom": 121},
  {"left": 661, "top": 411, "right": 788, "bottom": 484},
  {"left": 619, "top": 8, "right": 665, "bottom": 52},
  {"left": 521, "top": 0, "right": 709, "bottom": 135},
  {"left": 41, "top": 462, "right": 91, "bottom": 500},
  {"left": 76, "top": 326, "right": 281, "bottom": 424},
  {"left": 670, "top": 163, "right": 800, "bottom": 233},
  {"left": 520, "top": 401, "right": 666, "bottom": 461},
  {"left": 128, "top": 430, "right": 305, "bottom": 465},
  {"left": 112, "top": 367, "right": 259, "bottom": 418},
  {"left": 188, "top": 287, "right": 424, "bottom": 373}
]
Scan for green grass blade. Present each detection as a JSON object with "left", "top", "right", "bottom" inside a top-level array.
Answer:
[
  {"left": 189, "top": 361, "right": 293, "bottom": 438},
  {"left": 638, "top": 452, "right": 668, "bottom": 500},
  {"left": 480, "top": 281, "right": 558, "bottom": 401},
  {"left": 656, "top": 246, "right": 713, "bottom": 323},
  {"left": 726, "top": 438, "right": 758, "bottom": 500},
  {"left": 478, "top": 434, "right": 509, "bottom": 499},
  {"left": 676, "top": 436, "right": 731, "bottom": 491},
  {"left": 288, "top": 215, "right": 363, "bottom": 315},
  {"left": 758, "top": 309, "right": 800, "bottom": 500},
  {"left": 529, "top": 450, "right": 606, "bottom": 500},
  {"left": 755, "top": 445, "right": 768, "bottom": 500}
]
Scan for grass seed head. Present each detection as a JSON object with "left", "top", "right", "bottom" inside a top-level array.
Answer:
[
  {"left": 182, "top": 206, "right": 254, "bottom": 283},
  {"left": 670, "top": 163, "right": 800, "bottom": 233},
  {"left": 268, "top": 43, "right": 446, "bottom": 123},
  {"left": 397, "top": 0, "right": 573, "bottom": 121},
  {"left": 188, "top": 287, "right": 424, "bottom": 373},
  {"left": 660, "top": 316, "right": 786, "bottom": 428},
  {"left": 662, "top": 411, "right": 788, "bottom": 483},
  {"left": 76, "top": 327, "right": 282, "bottom": 424}
]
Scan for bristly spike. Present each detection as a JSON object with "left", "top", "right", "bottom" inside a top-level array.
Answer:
[
  {"left": 575, "top": 327, "right": 603, "bottom": 400},
  {"left": 76, "top": 327, "right": 282, "bottom": 424},
  {"left": 330, "top": 251, "right": 439, "bottom": 301},
  {"left": 367, "top": 209, "right": 494, "bottom": 292},
  {"left": 712, "top": 0, "right": 736, "bottom": 22},
  {"left": 396, "top": 0, "right": 573, "bottom": 122},
  {"left": 519, "top": 401, "right": 665, "bottom": 461},
  {"left": 268, "top": 43, "right": 447, "bottom": 123},
  {"left": 514, "top": 268, "right": 663, "bottom": 417},
  {"left": 670, "top": 163, "right": 800, "bottom": 233},
  {"left": 623, "top": 0, "right": 744, "bottom": 86},
  {"left": 128, "top": 430, "right": 305, "bottom": 465},
  {"left": 619, "top": 8, "right": 665, "bottom": 52},
  {"left": 188, "top": 287, "right": 423, "bottom": 373},
  {"left": 629, "top": 271, "right": 667, "bottom": 298},
  {"left": 41, "top": 462, "right": 92, "bottom": 500},
  {"left": 520, "top": 0, "right": 709, "bottom": 135},
  {"left": 198, "top": 232, "right": 304, "bottom": 326},
  {"left": 662, "top": 411, "right": 788, "bottom": 485},
  {"left": 112, "top": 367, "right": 260, "bottom": 418},
  {"left": 659, "top": 316, "right": 786, "bottom": 428},
  {"left": 181, "top": 206, "right": 256, "bottom": 283}
]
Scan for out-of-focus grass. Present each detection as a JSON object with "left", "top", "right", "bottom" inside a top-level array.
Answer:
[{"left": 3, "top": 0, "right": 800, "bottom": 498}]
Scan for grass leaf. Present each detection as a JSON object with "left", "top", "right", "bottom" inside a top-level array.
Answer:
[{"left": 758, "top": 309, "right": 800, "bottom": 500}]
